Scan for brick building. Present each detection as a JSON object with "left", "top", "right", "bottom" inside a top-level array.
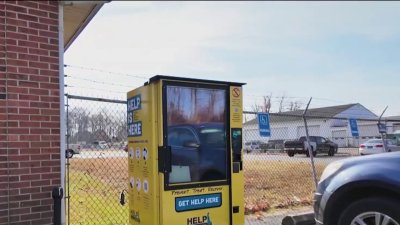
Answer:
[{"left": 0, "top": 1, "right": 105, "bottom": 224}]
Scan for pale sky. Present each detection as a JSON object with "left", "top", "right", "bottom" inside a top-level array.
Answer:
[{"left": 64, "top": 1, "right": 400, "bottom": 116}]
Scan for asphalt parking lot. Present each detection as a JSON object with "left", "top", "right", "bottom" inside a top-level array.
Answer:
[
  {"left": 244, "top": 148, "right": 359, "bottom": 165},
  {"left": 245, "top": 208, "right": 314, "bottom": 225}
]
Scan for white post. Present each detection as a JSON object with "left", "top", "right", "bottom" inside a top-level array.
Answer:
[{"left": 58, "top": 3, "right": 66, "bottom": 225}]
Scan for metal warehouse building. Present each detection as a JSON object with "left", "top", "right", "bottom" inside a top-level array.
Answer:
[{"left": 243, "top": 103, "right": 385, "bottom": 147}]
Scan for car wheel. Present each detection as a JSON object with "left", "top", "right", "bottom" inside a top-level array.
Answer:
[
  {"left": 338, "top": 197, "right": 400, "bottom": 225},
  {"left": 287, "top": 152, "right": 295, "bottom": 157},
  {"left": 306, "top": 147, "right": 316, "bottom": 157},
  {"left": 388, "top": 149, "right": 392, "bottom": 152},
  {"left": 313, "top": 150, "right": 317, "bottom": 157},
  {"left": 328, "top": 147, "right": 335, "bottom": 157},
  {"left": 66, "top": 149, "right": 74, "bottom": 159}
]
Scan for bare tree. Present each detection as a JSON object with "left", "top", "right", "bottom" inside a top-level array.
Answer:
[
  {"left": 287, "top": 101, "right": 303, "bottom": 111},
  {"left": 278, "top": 95, "right": 286, "bottom": 112},
  {"left": 251, "top": 101, "right": 262, "bottom": 112},
  {"left": 249, "top": 94, "right": 303, "bottom": 113},
  {"left": 262, "top": 95, "right": 272, "bottom": 112}
]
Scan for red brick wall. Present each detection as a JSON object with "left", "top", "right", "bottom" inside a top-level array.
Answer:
[{"left": 0, "top": 1, "right": 60, "bottom": 225}]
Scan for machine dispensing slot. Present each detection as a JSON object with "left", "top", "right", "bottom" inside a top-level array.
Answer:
[{"left": 231, "top": 128, "right": 243, "bottom": 172}]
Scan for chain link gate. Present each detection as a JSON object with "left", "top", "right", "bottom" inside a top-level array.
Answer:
[{"left": 65, "top": 95, "right": 129, "bottom": 225}]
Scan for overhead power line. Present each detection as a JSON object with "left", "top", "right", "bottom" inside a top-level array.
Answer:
[
  {"left": 245, "top": 93, "right": 345, "bottom": 104},
  {"left": 64, "top": 64, "right": 150, "bottom": 80}
]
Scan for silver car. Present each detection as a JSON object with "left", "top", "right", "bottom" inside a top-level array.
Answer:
[
  {"left": 244, "top": 140, "right": 264, "bottom": 153},
  {"left": 359, "top": 139, "right": 400, "bottom": 155}
]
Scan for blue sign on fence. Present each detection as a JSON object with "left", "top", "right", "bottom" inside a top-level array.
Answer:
[
  {"left": 257, "top": 113, "right": 271, "bottom": 137},
  {"left": 175, "top": 193, "right": 222, "bottom": 212},
  {"left": 349, "top": 119, "right": 359, "bottom": 137}
]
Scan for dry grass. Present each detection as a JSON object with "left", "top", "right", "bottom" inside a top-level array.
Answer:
[
  {"left": 68, "top": 156, "right": 326, "bottom": 218},
  {"left": 243, "top": 159, "right": 325, "bottom": 213},
  {"left": 70, "top": 157, "right": 128, "bottom": 189},
  {"left": 68, "top": 158, "right": 128, "bottom": 225}
]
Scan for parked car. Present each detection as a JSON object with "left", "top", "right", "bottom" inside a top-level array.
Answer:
[
  {"left": 387, "top": 131, "right": 400, "bottom": 145},
  {"left": 92, "top": 141, "right": 108, "bottom": 150},
  {"left": 314, "top": 152, "right": 400, "bottom": 225},
  {"left": 284, "top": 136, "right": 338, "bottom": 157},
  {"left": 359, "top": 138, "right": 400, "bottom": 155},
  {"left": 266, "top": 139, "right": 285, "bottom": 150},
  {"left": 120, "top": 141, "right": 127, "bottom": 150},
  {"left": 66, "top": 144, "right": 80, "bottom": 158},
  {"left": 244, "top": 140, "right": 266, "bottom": 153}
]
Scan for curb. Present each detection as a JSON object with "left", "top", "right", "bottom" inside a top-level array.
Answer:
[{"left": 281, "top": 212, "right": 315, "bottom": 225}]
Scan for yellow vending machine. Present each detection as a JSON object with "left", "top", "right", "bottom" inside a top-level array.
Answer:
[{"left": 127, "top": 76, "right": 245, "bottom": 225}]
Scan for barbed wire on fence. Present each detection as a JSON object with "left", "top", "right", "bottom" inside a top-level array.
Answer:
[
  {"left": 65, "top": 85, "right": 128, "bottom": 94},
  {"left": 65, "top": 74, "right": 133, "bottom": 88},
  {"left": 64, "top": 64, "right": 150, "bottom": 80}
]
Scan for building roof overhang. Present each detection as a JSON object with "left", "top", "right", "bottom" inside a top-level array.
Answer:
[{"left": 63, "top": 1, "right": 109, "bottom": 51}]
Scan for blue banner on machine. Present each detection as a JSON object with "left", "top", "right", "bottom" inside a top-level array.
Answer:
[
  {"left": 175, "top": 193, "right": 222, "bottom": 212},
  {"left": 127, "top": 94, "right": 142, "bottom": 137},
  {"left": 128, "top": 121, "right": 142, "bottom": 137},
  {"left": 127, "top": 95, "right": 141, "bottom": 111}
]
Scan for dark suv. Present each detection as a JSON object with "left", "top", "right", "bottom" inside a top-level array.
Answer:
[
  {"left": 314, "top": 152, "right": 400, "bottom": 225},
  {"left": 285, "top": 136, "right": 338, "bottom": 157}
]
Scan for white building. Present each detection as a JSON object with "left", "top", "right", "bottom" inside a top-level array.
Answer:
[
  {"left": 384, "top": 116, "right": 400, "bottom": 133},
  {"left": 243, "top": 103, "right": 383, "bottom": 147}
]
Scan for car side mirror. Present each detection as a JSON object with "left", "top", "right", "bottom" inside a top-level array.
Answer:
[{"left": 183, "top": 141, "right": 200, "bottom": 149}]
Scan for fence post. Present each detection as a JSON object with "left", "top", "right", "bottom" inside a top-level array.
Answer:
[
  {"left": 379, "top": 106, "right": 388, "bottom": 152},
  {"left": 302, "top": 97, "right": 318, "bottom": 189},
  {"left": 52, "top": 187, "right": 64, "bottom": 225},
  {"left": 65, "top": 95, "right": 70, "bottom": 225}
]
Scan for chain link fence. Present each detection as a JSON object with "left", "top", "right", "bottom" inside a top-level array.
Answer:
[
  {"left": 242, "top": 110, "right": 400, "bottom": 224},
  {"left": 65, "top": 94, "right": 400, "bottom": 225},
  {"left": 65, "top": 95, "right": 129, "bottom": 225}
]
